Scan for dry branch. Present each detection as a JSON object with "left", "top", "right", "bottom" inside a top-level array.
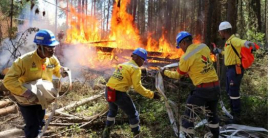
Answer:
[
  {"left": 49, "top": 122, "right": 80, "bottom": 126},
  {"left": 0, "top": 105, "right": 17, "bottom": 116},
  {"left": 48, "top": 106, "right": 108, "bottom": 137},
  {"left": 0, "top": 128, "right": 23, "bottom": 138},
  {"left": 55, "top": 92, "right": 104, "bottom": 114}
]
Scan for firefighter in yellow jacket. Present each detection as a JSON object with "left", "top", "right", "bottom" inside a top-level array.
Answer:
[
  {"left": 102, "top": 48, "right": 160, "bottom": 138},
  {"left": 162, "top": 31, "right": 220, "bottom": 138},
  {"left": 214, "top": 21, "right": 257, "bottom": 123},
  {"left": 3, "top": 29, "right": 67, "bottom": 138}
]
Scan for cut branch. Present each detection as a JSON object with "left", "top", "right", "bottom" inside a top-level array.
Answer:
[{"left": 54, "top": 92, "right": 104, "bottom": 115}]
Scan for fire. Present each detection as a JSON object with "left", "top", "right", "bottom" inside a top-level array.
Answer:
[
  {"left": 64, "top": 0, "right": 202, "bottom": 69},
  {"left": 66, "top": 7, "right": 101, "bottom": 43}
]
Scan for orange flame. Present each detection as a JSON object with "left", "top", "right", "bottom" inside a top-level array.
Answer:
[{"left": 65, "top": 1, "right": 202, "bottom": 69}]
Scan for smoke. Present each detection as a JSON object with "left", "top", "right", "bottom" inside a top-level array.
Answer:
[{"left": 0, "top": 1, "right": 58, "bottom": 73}]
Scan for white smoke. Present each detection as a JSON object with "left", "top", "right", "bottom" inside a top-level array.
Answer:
[{"left": 0, "top": 0, "right": 60, "bottom": 73}]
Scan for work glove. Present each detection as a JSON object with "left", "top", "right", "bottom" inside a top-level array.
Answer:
[
  {"left": 158, "top": 66, "right": 168, "bottom": 76},
  {"left": 153, "top": 92, "right": 161, "bottom": 100},
  {"left": 60, "top": 67, "right": 69, "bottom": 78},
  {"left": 22, "top": 89, "right": 38, "bottom": 103},
  {"left": 244, "top": 41, "right": 256, "bottom": 52},
  {"left": 213, "top": 47, "right": 222, "bottom": 54}
]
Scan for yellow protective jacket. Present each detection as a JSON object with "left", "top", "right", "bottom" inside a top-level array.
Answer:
[
  {"left": 222, "top": 34, "right": 246, "bottom": 66},
  {"left": 3, "top": 50, "right": 61, "bottom": 96},
  {"left": 164, "top": 43, "right": 218, "bottom": 86},
  {"left": 106, "top": 60, "right": 154, "bottom": 99}
]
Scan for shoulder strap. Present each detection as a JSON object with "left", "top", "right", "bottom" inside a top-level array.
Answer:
[{"left": 230, "top": 41, "right": 241, "bottom": 60}]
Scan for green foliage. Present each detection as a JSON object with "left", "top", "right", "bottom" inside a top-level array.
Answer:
[
  {"left": 0, "top": 0, "right": 27, "bottom": 17},
  {"left": 246, "top": 29, "right": 266, "bottom": 45}
]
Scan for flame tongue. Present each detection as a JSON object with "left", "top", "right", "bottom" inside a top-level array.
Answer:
[{"left": 65, "top": 0, "right": 202, "bottom": 69}]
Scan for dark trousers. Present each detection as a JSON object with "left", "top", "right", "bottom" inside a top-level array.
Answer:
[
  {"left": 226, "top": 66, "right": 244, "bottom": 115},
  {"left": 182, "top": 86, "right": 220, "bottom": 138},
  {"left": 18, "top": 104, "right": 45, "bottom": 138},
  {"left": 105, "top": 88, "right": 140, "bottom": 133}
]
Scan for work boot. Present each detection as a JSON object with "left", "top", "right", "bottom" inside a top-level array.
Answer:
[{"left": 102, "top": 127, "right": 111, "bottom": 138}]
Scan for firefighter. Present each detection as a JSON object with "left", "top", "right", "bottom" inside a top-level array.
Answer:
[
  {"left": 102, "top": 48, "right": 161, "bottom": 138},
  {"left": 3, "top": 29, "right": 68, "bottom": 138},
  {"left": 162, "top": 31, "right": 220, "bottom": 138},
  {"left": 214, "top": 21, "right": 257, "bottom": 123}
]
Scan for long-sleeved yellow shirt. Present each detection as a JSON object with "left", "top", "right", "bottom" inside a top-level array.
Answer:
[
  {"left": 106, "top": 60, "right": 154, "bottom": 99},
  {"left": 223, "top": 35, "right": 246, "bottom": 66},
  {"left": 3, "top": 50, "right": 61, "bottom": 96},
  {"left": 164, "top": 43, "right": 218, "bottom": 86}
]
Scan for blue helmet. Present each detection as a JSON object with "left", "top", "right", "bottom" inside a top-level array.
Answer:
[
  {"left": 176, "top": 31, "right": 192, "bottom": 48},
  {"left": 132, "top": 48, "right": 147, "bottom": 61},
  {"left": 34, "top": 29, "right": 59, "bottom": 46}
]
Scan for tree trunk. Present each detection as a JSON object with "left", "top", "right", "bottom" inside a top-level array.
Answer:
[
  {"left": 227, "top": 0, "right": 238, "bottom": 33},
  {"left": 255, "top": 0, "right": 261, "bottom": 32},
  {"left": 107, "top": 0, "right": 110, "bottom": 32},
  {"left": 132, "top": 0, "right": 137, "bottom": 22},
  {"left": 165, "top": 0, "right": 172, "bottom": 41},
  {"left": 147, "top": 0, "right": 152, "bottom": 32}
]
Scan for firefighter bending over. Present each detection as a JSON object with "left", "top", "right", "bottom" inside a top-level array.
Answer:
[{"left": 102, "top": 48, "right": 161, "bottom": 138}]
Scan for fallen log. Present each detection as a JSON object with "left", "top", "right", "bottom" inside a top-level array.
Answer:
[
  {"left": 49, "top": 122, "right": 80, "bottom": 126},
  {"left": 0, "top": 99, "right": 13, "bottom": 108},
  {"left": 0, "top": 128, "right": 24, "bottom": 138},
  {"left": 0, "top": 105, "right": 17, "bottom": 116}
]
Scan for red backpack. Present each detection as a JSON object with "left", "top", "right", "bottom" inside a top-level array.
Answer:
[{"left": 231, "top": 42, "right": 260, "bottom": 69}]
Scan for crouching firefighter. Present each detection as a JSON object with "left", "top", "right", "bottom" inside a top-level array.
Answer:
[
  {"left": 161, "top": 31, "right": 220, "bottom": 138},
  {"left": 3, "top": 29, "right": 69, "bottom": 138},
  {"left": 102, "top": 48, "right": 161, "bottom": 138}
]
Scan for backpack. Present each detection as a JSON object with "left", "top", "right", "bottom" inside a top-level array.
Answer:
[{"left": 231, "top": 42, "right": 260, "bottom": 69}]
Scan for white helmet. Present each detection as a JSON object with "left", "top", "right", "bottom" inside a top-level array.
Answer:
[{"left": 219, "top": 21, "right": 232, "bottom": 31}]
